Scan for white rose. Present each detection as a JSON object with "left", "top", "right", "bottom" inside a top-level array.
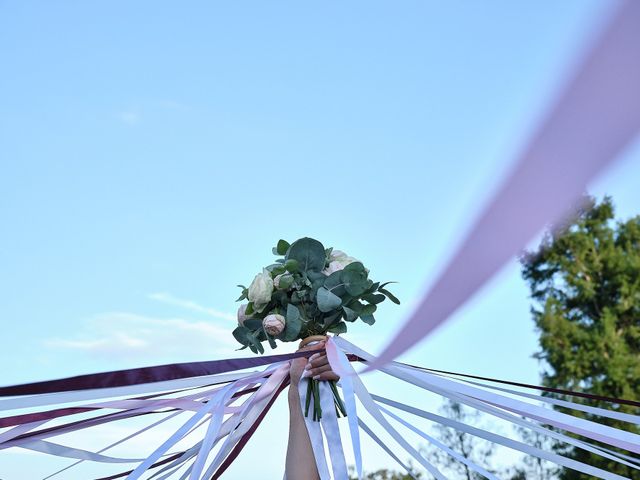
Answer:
[
  {"left": 237, "top": 304, "right": 248, "bottom": 326},
  {"left": 248, "top": 269, "right": 274, "bottom": 311},
  {"left": 323, "top": 250, "right": 360, "bottom": 275},
  {"left": 263, "top": 313, "right": 286, "bottom": 336}
]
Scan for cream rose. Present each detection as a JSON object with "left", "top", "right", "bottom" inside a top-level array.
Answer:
[
  {"left": 263, "top": 313, "right": 286, "bottom": 336},
  {"left": 248, "top": 269, "right": 274, "bottom": 311},
  {"left": 237, "top": 303, "right": 248, "bottom": 325},
  {"left": 323, "top": 249, "right": 360, "bottom": 275}
]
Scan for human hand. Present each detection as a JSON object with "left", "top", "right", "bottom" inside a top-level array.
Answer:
[
  {"left": 289, "top": 340, "right": 339, "bottom": 387},
  {"left": 289, "top": 341, "right": 324, "bottom": 388}
]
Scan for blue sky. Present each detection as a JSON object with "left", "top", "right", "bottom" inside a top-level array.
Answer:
[{"left": 1, "top": 0, "right": 639, "bottom": 478}]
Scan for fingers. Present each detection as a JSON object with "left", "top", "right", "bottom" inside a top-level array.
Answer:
[
  {"left": 313, "top": 371, "right": 340, "bottom": 382},
  {"left": 305, "top": 352, "right": 340, "bottom": 381},
  {"left": 297, "top": 341, "right": 325, "bottom": 354}
]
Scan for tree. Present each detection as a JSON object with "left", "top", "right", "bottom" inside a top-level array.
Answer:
[
  {"left": 426, "top": 399, "right": 496, "bottom": 480},
  {"left": 348, "top": 467, "right": 420, "bottom": 480},
  {"left": 521, "top": 196, "right": 640, "bottom": 479},
  {"left": 507, "top": 422, "right": 560, "bottom": 480}
]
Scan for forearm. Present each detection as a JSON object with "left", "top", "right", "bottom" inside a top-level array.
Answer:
[{"left": 285, "top": 385, "right": 320, "bottom": 480}]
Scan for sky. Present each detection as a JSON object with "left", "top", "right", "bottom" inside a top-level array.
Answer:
[{"left": 1, "top": 0, "right": 639, "bottom": 478}]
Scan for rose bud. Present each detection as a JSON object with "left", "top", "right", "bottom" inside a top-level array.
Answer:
[{"left": 263, "top": 313, "right": 286, "bottom": 336}]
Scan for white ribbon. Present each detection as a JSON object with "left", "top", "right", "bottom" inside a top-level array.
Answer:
[
  {"left": 374, "top": 393, "right": 628, "bottom": 480},
  {"left": 380, "top": 405, "right": 499, "bottom": 480},
  {"left": 357, "top": 418, "right": 419, "bottom": 480},
  {"left": 336, "top": 337, "right": 640, "bottom": 455},
  {"left": 0, "top": 370, "right": 256, "bottom": 411},
  {"left": 319, "top": 380, "right": 348, "bottom": 479},
  {"left": 326, "top": 338, "right": 362, "bottom": 480},
  {"left": 299, "top": 377, "right": 332, "bottom": 480},
  {"left": 328, "top": 339, "right": 446, "bottom": 480}
]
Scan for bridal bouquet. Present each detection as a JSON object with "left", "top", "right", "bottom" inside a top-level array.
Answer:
[{"left": 233, "top": 237, "right": 399, "bottom": 419}]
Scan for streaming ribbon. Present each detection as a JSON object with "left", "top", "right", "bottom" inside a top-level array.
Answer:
[{"left": 3, "top": 1, "right": 640, "bottom": 477}]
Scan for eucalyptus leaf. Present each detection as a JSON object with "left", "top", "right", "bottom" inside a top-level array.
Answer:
[
  {"left": 324, "top": 271, "right": 346, "bottom": 297},
  {"left": 342, "top": 268, "right": 369, "bottom": 296},
  {"left": 283, "top": 304, "right": 302, "bottom": 341},
  {"left": 379, "top": 288, "right": 401, "bottom": 304},
  {"left": 232, "top": 326, "right": 251, "bottom": 345},
  {"left": 327, "top": 321, "right": 347, "bottom": 334},
  {"left": 284, "top": 259, "right": 299, "bottom": 272},
  {"left": 361, "top": 303, "right": 377, "bottom": 316},
  {"left": 285, "top": 237, "right": 326, "bottom": 272},
  {"left": 360, "top": 313, "right": 376, "bottom": 325},
  {"left": 243, "top": 318, "right": 263, "bottom": 331},
  {"left": 276, "top": 239, "right": 290, "bottom": 255},
  {"left": 342, "top": 306, "right": 358, "bottom": 322},
  {"left": 362, "top": 293, "right": 385, "bottom": 304},
  {"left": 317, "top": 287, "right": 342, "bottom": 312},
  {"left": 264, "top": 329, "right": 278, "bottom": 349}
]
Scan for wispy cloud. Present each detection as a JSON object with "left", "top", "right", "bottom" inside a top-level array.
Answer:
[
  {"left": 155, "top": 99, "right": 189, "bottom": 111},
  {"left": 117, "top": 109, "right": 141, "bottom": 126},
  {"left": 148, "top": 292, "right": 235, "bottom": 321},
  {"left": 45, "top": 312, "right": 237, "bottom": 360}
]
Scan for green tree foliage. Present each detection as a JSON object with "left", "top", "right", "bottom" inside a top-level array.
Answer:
[
  {"left": 348, "top": 467, "right": 420, "bottom": 480},
  {"left": 427, "top": 399, "right": 496, "bottom": 480},
  {"left": 521, "top": 196, "right": 640, "bottom": 479}
]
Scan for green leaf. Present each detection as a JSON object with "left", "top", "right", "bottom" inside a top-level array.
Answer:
[
  {"left": 284, "top": 258, "right": 299, "bottom": 272},
  {"left": 245, "top": 302, "right": 254, "bottom": 315},
  {"left": 264, "top": 329, "right": 278, "bottom": 349},
  {"left": 277, "top": 274, "right": 294, "bottom": 290},
  {"left": 247, "top": 332, "right": 265, "bottom": 354},
  {"left": 324, "top": 271, "right": 346, "bottom": 297},
  {"left": 344, "top": 261, "right": 366, "bottom": 273},
  {"left": 235, "top": 285, "right": 248, "bottom": 302},
  {"left": 378, "top": 281, "right": 398, "bottom": 290},
  {"left": 342, "top": 306, "right": 358, "bottom": 322},
  {"left": 276, "top": 239, "right": 290, "bottom": 255},
  {"left": 268, "top": 264, "right": 286, "bottom": 276},
  {"left": 342, "top": 267, "right": 369, "bottom": 296},
  {"left": 361, "top": 304, "right": 377, "bottom": 316},
  {"left": 232, "top": 326, "right": 251, "bottom": 345},
  {"left": 327, "top": 321, "right": 347, "bottom": 334},
  {"left": 316, "top": 287, "right": 342, "bottom": 312},
  {"left": 360, "top": 313, "right": 376, "bottom": 325},
  {"left": 379, "top": 288, "right": 400, "bottom": 304},
  {"left": 283, "top": 304, "right": 302, "bottom": 341},
  {"left": 362, "top": 293, "right": 385, "bottom": 304},
  {"left": 322, "top": 311, "right": 342, "bottom": 329},
  {"left": 285, "top": 237, "right": 326, "bottom": 272},
  {"left": 243, "top": 318, "right": 263, "bottom": 330}
]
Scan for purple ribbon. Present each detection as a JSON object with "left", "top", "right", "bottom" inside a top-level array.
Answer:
[
  {"left": 369, "top": 0, "right": 640, "bottom": 370},
  {"left": 0, "top": 350, "right": 313, "bottom": 397}
]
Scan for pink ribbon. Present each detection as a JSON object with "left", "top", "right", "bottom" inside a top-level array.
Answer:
[{"left": 369, "top": 0, "right": 640, "bottom": 370}]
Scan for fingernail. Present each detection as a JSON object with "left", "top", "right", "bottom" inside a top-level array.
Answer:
[
  {"left": 313, "top": 375, "right": 320, "bottom": 380},
  {"left": 304, "top": 363, "right": 311, "bottom": 370},
  {"left": 309, "top": 353, "right": 319, "bottom": 360},
  {"left": 301, "top": 370, "right": 310, "bottom": 378}
]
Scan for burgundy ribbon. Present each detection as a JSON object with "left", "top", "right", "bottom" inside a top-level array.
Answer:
[{"left": 0, "top": 350, "right": 313, "bottom": 397}]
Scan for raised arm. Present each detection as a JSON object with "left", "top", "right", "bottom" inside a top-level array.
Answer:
[{"left": 285, "top": 341, "right": 339, "bottom": 480}]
